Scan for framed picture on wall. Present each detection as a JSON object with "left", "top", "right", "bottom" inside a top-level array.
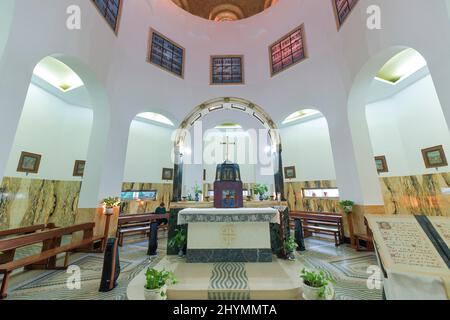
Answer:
[
  {"left": 162, "top": 168, "right": 174, "bottom": 181},
  {"left": 73, "top": 160, "right": 86, "bottom": 177},
  {"left": 17, "top": 152, "right": 41, "bottom": 174},
  {"left": 203, "top": 169, "right": 206, "bottom": 181},
  {"left": 421, "top": 145, "right": 448, "bottom": 168},
  {"left": 375, "top": 156, "right": 389, "bottom": 173},
  {"left": 284, "top": 166, "right": 297, "bottom": 179}
]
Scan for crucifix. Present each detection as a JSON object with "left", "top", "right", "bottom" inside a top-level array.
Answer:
[{"left": 221, "top": 136, "right": 236, "bottom": 162}]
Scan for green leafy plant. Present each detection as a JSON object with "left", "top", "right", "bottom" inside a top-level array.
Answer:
[
  {"left": 145, "top": 268, "right": 177, "bottom": 297},
  {"left": 339, "top": 200, "right": 354, "bottom": 213},
  {"left": 168, "top": 228, "right": 187, "bottom": 250},
  {"left": 187, "top": 193, "right": 193, "bottom": 201},
  {"left": 193, "top": 182, "right": 202, "bottom": 195},
  {"left": 253, "top": 184, "right": 269, "bottom": 196},
  {"left": 284, "top": 235, "right": 298, "bottom": 253},
  {"left": 102, "top": 197, "right": 121, "bottom": 208},
  {"left": 300, "top": 268, "right": 334, "bottom": 298}
]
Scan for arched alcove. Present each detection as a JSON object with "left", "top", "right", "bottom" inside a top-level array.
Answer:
[
  {"left": 349, "top": 46, "right": 450, "bottom": 217},
  {"left": 279, "top": 108, "right": 338, "bottom": 212},
  {"left": 0, "top": 54, "right": 110, "bottom": 228}
]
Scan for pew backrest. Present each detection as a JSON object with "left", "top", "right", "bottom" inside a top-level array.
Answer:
[{"left": 0, "top": 223, "right": 95, "bottom": 252}]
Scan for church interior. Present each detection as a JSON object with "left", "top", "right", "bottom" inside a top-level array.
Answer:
[{"left": 0, "top": 0, "right": 449, "bottom": 302}]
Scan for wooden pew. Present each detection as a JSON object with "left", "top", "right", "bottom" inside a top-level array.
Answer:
[
  {"left": 0, "top": 223, "right": 105, "bottom": 299},
  {"left": 290, "top": 211, "right": 344, "bottom": 246},
  {"left": 0, "top": 224, "right": 56, "bottom": 240},
  {"left": 117, "top": 213, "right": 169, "bottom": 247}
]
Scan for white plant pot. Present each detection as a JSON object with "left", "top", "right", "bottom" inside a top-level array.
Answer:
[
  {"left": 302, "top": 282, "right": 325, "bottom": 300},
  {"left": 344, "top": 206, "right": 353, "bottom": 213},
  {"left": 144, "top": 285, "right": 167, "bottom": 300},
  {"left": 106, "top": 207, "right": 114, "bottom": 214}
]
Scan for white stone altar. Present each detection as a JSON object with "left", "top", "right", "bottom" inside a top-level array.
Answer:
[{"left": 178, "top": 207, "right": 280, "bottom": 263}]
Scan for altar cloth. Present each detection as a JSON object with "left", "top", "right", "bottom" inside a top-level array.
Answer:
[{"left": 177, "top": 207, "right": 280, "bottom": 225}]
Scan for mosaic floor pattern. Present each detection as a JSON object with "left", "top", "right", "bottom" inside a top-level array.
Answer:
[{"left": 4, "top": 235, "right": 382, "bottom": 300}]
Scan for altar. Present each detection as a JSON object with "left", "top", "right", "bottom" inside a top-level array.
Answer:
[{"left": 178, "top": 207, "right": 280, "bottom": 263}]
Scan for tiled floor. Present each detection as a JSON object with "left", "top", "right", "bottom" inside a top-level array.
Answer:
[{"left": 4, "top": 234, "right": 382, "bottom": 300}]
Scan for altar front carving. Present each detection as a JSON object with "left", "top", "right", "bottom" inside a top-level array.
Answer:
[{"left": 178, "top": 208, "right": 279, "bottom": 263}]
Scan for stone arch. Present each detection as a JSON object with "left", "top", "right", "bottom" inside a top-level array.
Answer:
[{"left": 172, "top": 97, "right": 284, "bottom": 201}]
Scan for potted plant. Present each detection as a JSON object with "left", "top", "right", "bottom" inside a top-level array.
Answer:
[
  {"left": 193, "top": 183, "right": 202, "bottom": 202},
  {"left": 168, "top": 228, "right": 187, "bottom": 258},
  {"left": 339, "top": 200, "right": 354, "bottom": 214},
  {"left": 144, "top": 268, "right": 177, "bottom": 300},
  {"left": 300, "top": 268, "right": 334, "bottom": 300},
  {"left": 254, "top": 184, "right": 269, "bottom": 201},
  {"left": 284, "top": 236, "right": 298, "bottom": 261},
  {"left": 102, "top": 197, "right": 121, "bottom": 214}
]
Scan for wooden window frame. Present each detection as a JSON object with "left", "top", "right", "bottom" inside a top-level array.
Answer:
[
  {"left": 146, "top": 28, "right": 185, "bottom": 79},
  {"left": 91, "top": 0, "right": 123, "bottom": 35},
  {"left": 210, "top": 55, "right": 245, "bottom": 85},
  {"left": 269, "top": 24, "right": 308, "bottom": 77},
  {"left": 332, "top": 0, "right": 360, "bottom": 30}
]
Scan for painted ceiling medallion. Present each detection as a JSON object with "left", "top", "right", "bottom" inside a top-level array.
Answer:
[{"left": 171, "top": 0, "right": 278, "bottom": 21}]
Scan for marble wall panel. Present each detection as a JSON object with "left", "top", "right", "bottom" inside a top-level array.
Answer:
[
  {"left": 284, "top": 180, "right": 340, "bottom": 213},
  {"left": 380, "top": 172, "right": 450, "bottom": 217},
  {"left": 0, "top": 177, "right": 81, "bottom": 230}
]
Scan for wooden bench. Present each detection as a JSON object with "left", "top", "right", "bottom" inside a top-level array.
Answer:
[
  {"left": 0, "top": 223, "right": 105, "bottom": 299},
  {"left": 117, "top": 213, "right": 169, "bottom": 247},
  {"left": 0, "top": 224, "right": 56, "bottom": 239},
  {"left": 290, "top": 211, "right": 344, "bottom": 246}
]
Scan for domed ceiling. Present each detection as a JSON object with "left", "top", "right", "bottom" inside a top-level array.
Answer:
[{"left": 171, "top": 0, "right": 279, "bottom": 21}]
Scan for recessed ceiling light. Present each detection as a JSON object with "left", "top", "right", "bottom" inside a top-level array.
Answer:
[
  {"left": 33, "top": 56, "right": 84, "bottom": 93},
  {"left": 375, "top": 48, "right": 427, "bottom": 85},
  {"left": 282, "top": 109, "right": 321, "bottom": 125},
  {"left": 214, "top": 123, "right": 243, "bottom": 129},
  {"left": 136, "top": 112, "right": 175, "bottom": 126}
]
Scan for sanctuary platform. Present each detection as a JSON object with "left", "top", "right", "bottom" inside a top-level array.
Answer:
[{"left": 127, "top": 256, "right": 307, "bottom": 300}]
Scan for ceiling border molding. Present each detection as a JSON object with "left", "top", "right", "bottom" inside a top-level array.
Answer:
[{"left": 174, "top": 97, "right": 281, "bottom": 148}]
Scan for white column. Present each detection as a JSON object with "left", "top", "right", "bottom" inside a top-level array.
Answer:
[
  {"left": 0, "top": 54, "right": 34, "bottom": 181},
  {"left": 426, "top": 56, "right": 450, "bottom": 133},
  {"left": 78, "top": 106, "right": 133, "bottom": 208},
  {"left": 325, "top": 106, "right": 384, "bottom": 206}
]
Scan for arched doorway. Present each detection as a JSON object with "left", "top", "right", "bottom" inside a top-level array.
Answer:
[{"left": 172, "top": 97, "right": 284, "bottom": 202}]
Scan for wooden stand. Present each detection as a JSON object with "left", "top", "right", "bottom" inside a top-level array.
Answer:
[
  {"left": 103, "top": 212, "right": 113, "bottom": 251},
  {"left": 346, "top": 211, "right": 356, "bottom": 248}
]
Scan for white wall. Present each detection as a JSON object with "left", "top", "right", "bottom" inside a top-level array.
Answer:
[
  {"left": 5, "top": 83, "right": 93, "bottom": 181},
  {"left": 280, "top": 116, "right": 336, "bottom": 181},
  {"left": 367, "top": 75, "right": 450, "bottom": 176},
  {"left": 123, "top": 120, "right": 174, "bottom": 183}
]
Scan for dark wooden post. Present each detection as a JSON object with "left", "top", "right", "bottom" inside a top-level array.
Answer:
[
  {"left": 347, "top": 211, "right": 356, "bottom": 247},
  {"left": 274, "top": 143, "right": 286, "bottom": 201},
  {"left": 172, "top": 146, "right": 183, "bottom": 202}
]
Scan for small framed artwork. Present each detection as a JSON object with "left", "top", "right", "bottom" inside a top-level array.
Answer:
[
  {"left": 162, "top": 168, "right": 174, "bottom": 181},
  {"left": 73, "top": 160, "right": 86, "bottom": 177},
  {"left": 203, "top": 169, "right": 206, "bottom": 181},
  {"left": 422, "top": 145, "right": 448, "bottom": 169},
  {"left": 17, "top": 152, "right": 41, "bottom": 174},
  {"left": 375, "top": 156, "right": 389, "bottom": 173},
  {"left": 284, "top": 166, "right": 297, "bottom": 179}
]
